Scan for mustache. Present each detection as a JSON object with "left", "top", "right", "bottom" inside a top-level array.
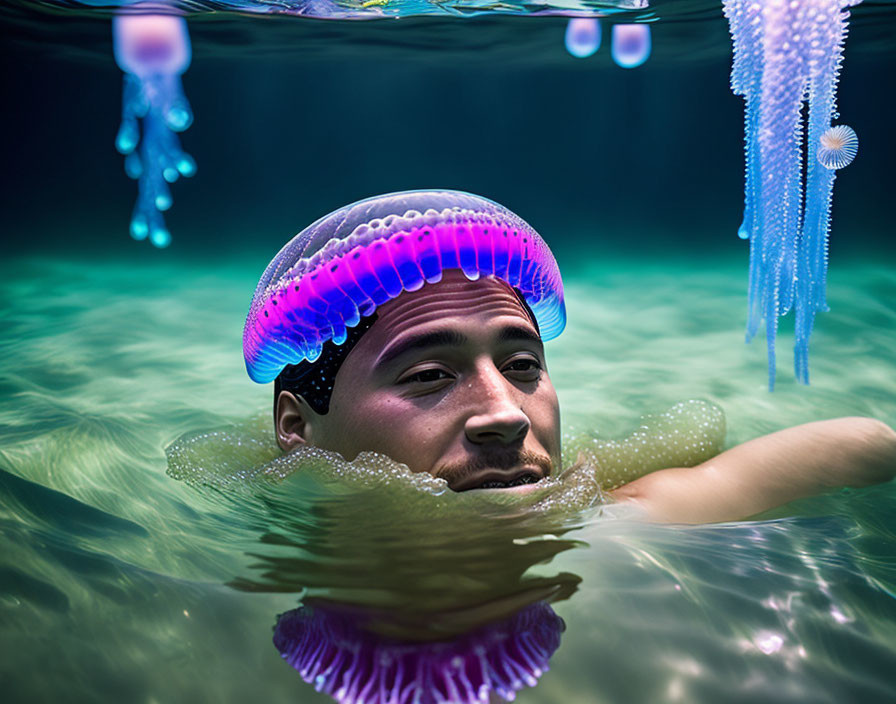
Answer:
[{"left": 436, "top": 450, "right": 553, "bottom": 487}]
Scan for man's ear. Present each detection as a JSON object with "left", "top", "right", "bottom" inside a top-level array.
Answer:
[{"left": 275, "top": 391, "right": 316, "bottom": 452}]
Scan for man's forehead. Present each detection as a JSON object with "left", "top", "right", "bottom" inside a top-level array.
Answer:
[{"left": 372, "top": 271, "right": 539, "bottom": 338}]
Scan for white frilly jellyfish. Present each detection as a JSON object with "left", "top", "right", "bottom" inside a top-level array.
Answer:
[
  {"left": 611, "top": 24, "right": 651, "bottom": 69},
  {"left": 723, "top": 0, "right": 862, "bottom": 388},
  {"left": 113, "top": 14, "right": 196, "bottom": 248},
  {"left": 818, "top": 125, "right": 859, "bottom": 170},
  {"left": 565, "top": 19, "right": 601, "bottom": 58}
]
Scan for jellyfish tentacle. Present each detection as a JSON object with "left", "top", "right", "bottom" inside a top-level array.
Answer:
[
  {"left": 796, "top": 13, "right": 844, "bottom": 383},
  {"left": 724, "top": 0, "right": 861, "bottom": 388}
]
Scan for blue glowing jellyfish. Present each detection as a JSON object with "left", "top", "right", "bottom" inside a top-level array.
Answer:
[
  {"left": 274, "top": 602, "right": 564, "bottom": 704},
  {"left": 565, "top": 19, "right": 601, "bottom": 58},
  {"left": 818, "top": 125, "right": 859, "bottom": 170},
  {"left": 113, "top": 13, "right": 196, "bottom": 248},
  {"left": 724, "top": 0, "right": 861, "bottom": 388},
  {"left": 611, "top": 24, "right": 651, "bottom": 69}
]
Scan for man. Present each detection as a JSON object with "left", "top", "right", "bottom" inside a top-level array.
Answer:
[{"left": 244, "top": 190, "right": 895, "bottom": 523}]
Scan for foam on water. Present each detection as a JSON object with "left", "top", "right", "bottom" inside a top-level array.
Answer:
[
  {"left": 567, "top": 399, "right": 725, "bottom": 490},
  {"left": 164, "top": 399, "right": 724, "bottom": 505}
]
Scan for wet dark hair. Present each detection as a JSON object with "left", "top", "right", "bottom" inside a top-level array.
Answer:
[
  {"left": 274, "top": 314, "right": 377, "bottom": 418},
  {"left": 273, "top": 283, "right": 540, "bottom": 419}
]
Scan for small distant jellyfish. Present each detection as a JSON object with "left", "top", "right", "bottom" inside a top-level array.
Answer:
[
  {"left": 611, "top": 24, "right": 651, "bottom": 69},
  {"left": 565, "top": 19, "right": 601, "bottom": 58},
  {"left": 818, "top": 125, "right": 858, "bottom": 170},
  {"left": 113, "top": 13, "right": 196, "bottom": 248}
]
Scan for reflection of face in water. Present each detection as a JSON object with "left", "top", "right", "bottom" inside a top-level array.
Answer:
[
  {"left": 218, "top": 459, "right": 582, "bottom": 704},
  {"left": 259, "top": 506, "right": 575, "bottom": 704},
  {"left": 276, "top": 271, "right": 562, "bottom": 491}
]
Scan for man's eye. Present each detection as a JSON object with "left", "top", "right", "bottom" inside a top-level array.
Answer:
[
  {"left": 504, "top": 358, "right": 542, "bottom": 376},
  {"left": 401, "top": 368, "right": 452, "bottom": 384}
]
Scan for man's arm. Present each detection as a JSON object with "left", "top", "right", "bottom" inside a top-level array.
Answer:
[{"left": 609, "top": 417, "right": 896, "bottom": 524}]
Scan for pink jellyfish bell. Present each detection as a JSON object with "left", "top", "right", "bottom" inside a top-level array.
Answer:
[
  {"left": 611, "top": 23, "right": 652, "bottom": 69},
  {"left": 113, "top": 14, "right": 192, "bottom": 84},
  {"left": 565, "top": 18, "right": 601, "bottom": 58}
]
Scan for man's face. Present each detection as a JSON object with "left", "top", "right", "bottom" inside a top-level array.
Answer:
[{"left": 282, "top": 270, "right": 562, "bottom": 491}]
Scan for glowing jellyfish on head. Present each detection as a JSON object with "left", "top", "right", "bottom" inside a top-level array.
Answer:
[
  {"left": 274, "top": 602, "right": 564, "bottom": 704},
  {"left": 611, "top": 24, "right": 651, "bottom": 68},
  {"left": 565, "top": 18, "right": 601, "bottom": 58},
  {"left": 113, "top": 13, "right": 196, "bottom": 248},
  {"left": 724, "top": 0, "right": 861, "bottom": 388}
]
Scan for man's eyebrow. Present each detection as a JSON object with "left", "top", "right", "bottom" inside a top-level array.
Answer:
[
  {"left": 375, "top": 330, "right": 468, "bottom": 369},
  {"left": 375, "top": 325, "right": 543, "bottom": 371},
  {"left": 497, "top": 325, "right": 543, "bottom": 347}
]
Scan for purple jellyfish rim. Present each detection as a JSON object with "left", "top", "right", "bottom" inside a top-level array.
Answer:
[
  {"left": 274, "top": 601, "right": 565, "bottom": 704},
  {"left": 244, "top": 190, "right": 566, "bottom": 384}
]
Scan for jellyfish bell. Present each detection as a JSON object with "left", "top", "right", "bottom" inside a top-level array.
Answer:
[
  {"left": 565, "top": 18, "right": 601, "bottom": 58},
  {"left": 611, "top": 23, "right": 651, "bottom": 69},
  {"left": 274, "top": 602, "right": 564, "bottom": 704},
  {"left": 242, "top": 189, "right": 566, "bottom": 384},
  {"left": 817, "top": 124, "right": 858, "bottom": 170},
  {"left": 112, "top": 14, "right": 191, "bottom": 79}
]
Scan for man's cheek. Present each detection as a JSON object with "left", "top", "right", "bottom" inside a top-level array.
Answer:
[{"left": 349, "top": 395, "right": 413, "bottom": 435}]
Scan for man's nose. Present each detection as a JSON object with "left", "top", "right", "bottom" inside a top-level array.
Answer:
[{"left": 463, "top": 365, "right": 530, "bottom": 446}]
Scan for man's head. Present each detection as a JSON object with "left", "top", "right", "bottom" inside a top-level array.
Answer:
[
  {"left": 243, "top": 190, "right": 566, "bottom": 491},
  {"left": 274, "top": 270, "right": 561, "bottom": 490}
]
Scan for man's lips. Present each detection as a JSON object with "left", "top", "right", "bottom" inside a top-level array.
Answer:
[{"left": 451, "top": 467, "right": 545, "bottom": 492}]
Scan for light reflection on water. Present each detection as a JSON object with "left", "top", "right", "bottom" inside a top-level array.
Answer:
[{"left": 0, "top": 255, "right": 894, "bottom": 703}]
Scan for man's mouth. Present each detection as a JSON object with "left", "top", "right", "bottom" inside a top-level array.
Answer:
[
  {"left": 453, "top": 468, "right": 544, "bottom": 492},
  {"left": 474, "top": 471, "right": 541, "bottom": 490},
  {"left": 436, "top": 451, "right": 553, "bottom": 492}
]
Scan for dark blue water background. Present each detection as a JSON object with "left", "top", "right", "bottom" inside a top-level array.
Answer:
[{"left": 2, "top": 1, "right": 895, "bottom": 266}]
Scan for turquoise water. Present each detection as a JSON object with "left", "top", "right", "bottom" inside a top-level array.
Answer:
[{"left": 1, "top": 251, "right": 894, "bottom": 701}]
